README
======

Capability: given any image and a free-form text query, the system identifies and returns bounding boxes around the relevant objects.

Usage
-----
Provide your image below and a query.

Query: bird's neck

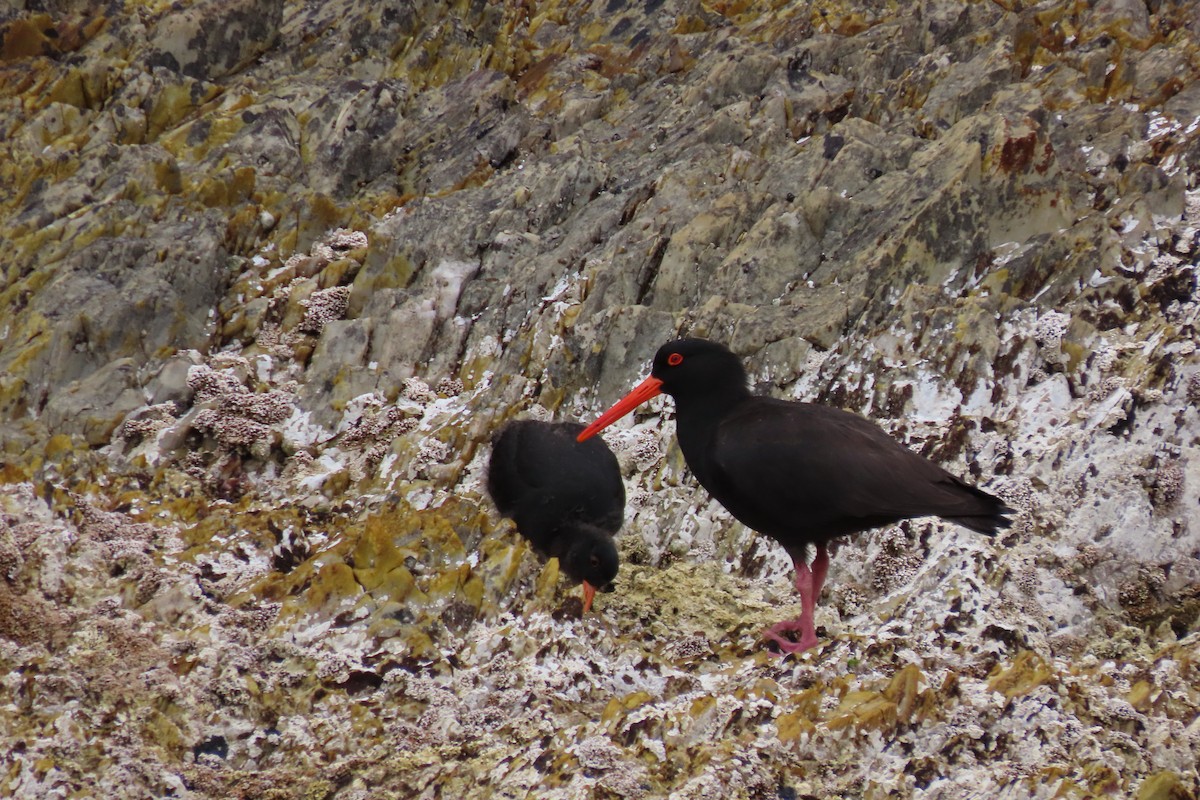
[672,382,750,483]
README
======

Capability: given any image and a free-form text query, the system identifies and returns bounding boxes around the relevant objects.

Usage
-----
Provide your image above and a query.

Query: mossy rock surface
[2,0,1200,797]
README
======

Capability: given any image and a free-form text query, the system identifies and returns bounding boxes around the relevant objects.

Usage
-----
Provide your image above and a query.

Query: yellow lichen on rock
[987,650,1056,700]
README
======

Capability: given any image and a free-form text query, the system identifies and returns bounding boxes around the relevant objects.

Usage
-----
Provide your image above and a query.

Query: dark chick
[579,338,1012,653]
[488,420,625,611]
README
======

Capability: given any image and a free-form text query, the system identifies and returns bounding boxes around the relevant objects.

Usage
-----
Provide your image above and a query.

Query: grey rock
[145,351,204,408]
[1,213,229,424]
[43,358,144,447]
[1085,0,1153,45]
[2,0,1200,795]
[146,0,283,82]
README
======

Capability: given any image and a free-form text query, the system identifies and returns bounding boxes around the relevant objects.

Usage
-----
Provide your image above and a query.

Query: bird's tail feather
[945,504,1015,536]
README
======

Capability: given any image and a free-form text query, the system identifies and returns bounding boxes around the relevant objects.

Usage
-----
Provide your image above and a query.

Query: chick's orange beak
[576,376,664,442]
[582,581,597,613]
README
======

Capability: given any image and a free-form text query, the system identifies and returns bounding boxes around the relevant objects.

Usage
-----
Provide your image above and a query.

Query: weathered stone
[1136,771,1196,800]
[1084,0,1154,49]
[1,0,1200,797]
[42,358,144,447]
[146,0,283,82]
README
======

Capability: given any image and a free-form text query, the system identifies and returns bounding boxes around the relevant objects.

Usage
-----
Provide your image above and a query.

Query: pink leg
[763,544,829,655]
[810,543,829,599]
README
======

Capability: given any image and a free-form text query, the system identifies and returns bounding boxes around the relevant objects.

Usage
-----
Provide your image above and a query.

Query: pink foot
[763,618,819,654]
[762,544,831,656]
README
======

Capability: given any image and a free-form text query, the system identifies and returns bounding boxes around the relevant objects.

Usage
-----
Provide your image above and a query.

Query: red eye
[667,353,683,366]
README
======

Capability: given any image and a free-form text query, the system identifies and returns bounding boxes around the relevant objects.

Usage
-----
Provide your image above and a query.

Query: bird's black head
[650,338,749,399]
[575,338,751,444]
[560,525,619,592]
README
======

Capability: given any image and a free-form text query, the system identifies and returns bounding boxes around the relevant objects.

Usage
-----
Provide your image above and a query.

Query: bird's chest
[678,420,835,534]
[674,415,720,487]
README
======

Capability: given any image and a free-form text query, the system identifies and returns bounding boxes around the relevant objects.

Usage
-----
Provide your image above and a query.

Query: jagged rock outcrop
[1,1,1199,798]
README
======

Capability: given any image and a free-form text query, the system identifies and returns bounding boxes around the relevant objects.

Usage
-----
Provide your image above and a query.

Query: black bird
[488,420,625,611]
[578,338,1012,652]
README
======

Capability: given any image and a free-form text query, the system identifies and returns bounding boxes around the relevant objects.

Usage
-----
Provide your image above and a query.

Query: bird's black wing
[486,421,541,519]
[705,399,1003,543]
[487,421,625,542]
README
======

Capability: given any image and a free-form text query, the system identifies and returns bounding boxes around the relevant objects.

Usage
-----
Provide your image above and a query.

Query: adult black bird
[577,338,1013,653]
[488,419,624,611]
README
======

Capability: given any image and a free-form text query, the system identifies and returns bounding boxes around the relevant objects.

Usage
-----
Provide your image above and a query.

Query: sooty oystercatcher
[488,419,624,611]
[577,338,1013,652]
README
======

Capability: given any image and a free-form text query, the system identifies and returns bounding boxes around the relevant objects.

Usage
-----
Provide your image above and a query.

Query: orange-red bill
[582,581,597,612]
[576,376,665,442]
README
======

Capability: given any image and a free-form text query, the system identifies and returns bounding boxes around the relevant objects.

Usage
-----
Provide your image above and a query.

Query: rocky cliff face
[2,0,1199,797]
